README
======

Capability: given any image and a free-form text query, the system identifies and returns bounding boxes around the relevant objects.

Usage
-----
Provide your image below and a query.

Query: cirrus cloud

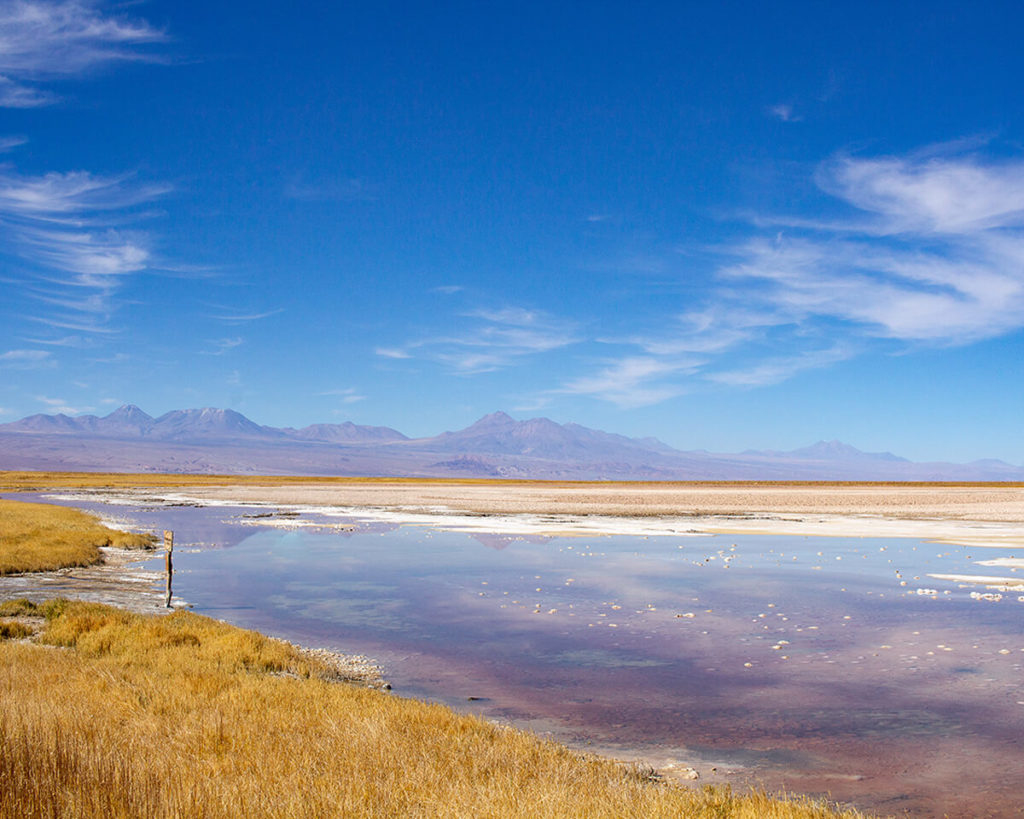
[0,0,165,108]
[560,142,1024,407]
[0,168,170,334]
[379,306,579,375]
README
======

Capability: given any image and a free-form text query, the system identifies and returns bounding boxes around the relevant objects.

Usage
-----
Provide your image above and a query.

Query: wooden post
[164,530,174,608]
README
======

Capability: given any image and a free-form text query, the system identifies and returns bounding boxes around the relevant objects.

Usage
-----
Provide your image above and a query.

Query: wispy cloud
[0,0,165,108]
[35,394,90,414]
[374,347,412,360]
[767,103,801,123]
[0,348,53,368]
[562,142,1024,406]
[381,306,579,374]
[206,307,284,324]
[22,333,91,347]
[0,135,27,152]
[557,356,693,408]
[720,147,1024,345]
[0,168,169,334]
[707,345,854,387]
[202,337,243,356]
[318,387,365,404]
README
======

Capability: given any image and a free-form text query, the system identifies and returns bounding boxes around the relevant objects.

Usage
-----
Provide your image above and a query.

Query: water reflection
[15,492,1024,818]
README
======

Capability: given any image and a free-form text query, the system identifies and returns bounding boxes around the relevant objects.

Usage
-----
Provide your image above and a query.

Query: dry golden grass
[1,468,1018,490]
[0,600,867,819]
[0,618,31,639]
[0,498,154,575]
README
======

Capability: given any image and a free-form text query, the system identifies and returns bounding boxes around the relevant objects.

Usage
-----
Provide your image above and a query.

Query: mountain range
[1,405,1021,481]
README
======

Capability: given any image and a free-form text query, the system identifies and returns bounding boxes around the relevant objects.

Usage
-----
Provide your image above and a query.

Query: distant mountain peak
[103,404,154,422]
[148,407,282,442]
[468,411,515,427]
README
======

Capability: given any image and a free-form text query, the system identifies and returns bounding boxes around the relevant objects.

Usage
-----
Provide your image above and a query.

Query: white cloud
[374,347,412,359]
[35,394,90,414]
[0,169,168,333]
[0,72,54,106]
[563,143,1024,407]
[818,152,1024,235]
[0,169,167,215]
[0,0,165,107]
[708,346,854,388]
[0,134,27,151]
[202,337,243,356]
[557,356,693,408]
[23,333,91,347]
[0,348,53,368]
[318,387,365,404]
[511,396,552,413]
[206,308,284,324]
[384,306,578,374]
[767,103,801,122]
[717,148,1024,346]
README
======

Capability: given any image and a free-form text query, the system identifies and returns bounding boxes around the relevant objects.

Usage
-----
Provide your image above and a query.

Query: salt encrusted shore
[103,481,1024,548]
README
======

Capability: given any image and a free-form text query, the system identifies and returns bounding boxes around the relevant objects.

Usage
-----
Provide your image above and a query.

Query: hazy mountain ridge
[1,405,1021,480]
[0,405,406,446]
[744,440,909,462]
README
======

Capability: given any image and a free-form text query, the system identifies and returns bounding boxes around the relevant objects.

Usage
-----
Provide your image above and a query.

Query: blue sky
[2,0,1024,463]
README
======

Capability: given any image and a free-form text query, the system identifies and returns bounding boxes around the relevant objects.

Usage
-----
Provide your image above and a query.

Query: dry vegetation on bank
[2,468,1018,492]
[0,600,865,819]
[0,498,154,575]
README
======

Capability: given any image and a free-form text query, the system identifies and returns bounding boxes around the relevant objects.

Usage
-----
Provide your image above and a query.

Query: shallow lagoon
[24,493,1024,817]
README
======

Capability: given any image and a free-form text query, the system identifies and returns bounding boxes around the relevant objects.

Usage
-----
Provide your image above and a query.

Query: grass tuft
[0,498,155,575]
[0,598,40,617]
[0,619,32,640]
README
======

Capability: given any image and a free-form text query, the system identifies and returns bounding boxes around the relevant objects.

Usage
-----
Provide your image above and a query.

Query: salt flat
[155,481,1024,548]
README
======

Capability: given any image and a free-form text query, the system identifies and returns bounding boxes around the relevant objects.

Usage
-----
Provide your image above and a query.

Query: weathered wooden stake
[164,529,174,608]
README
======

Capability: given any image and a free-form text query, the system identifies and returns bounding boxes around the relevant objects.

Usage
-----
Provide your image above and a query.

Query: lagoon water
[24,493,1024,817]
